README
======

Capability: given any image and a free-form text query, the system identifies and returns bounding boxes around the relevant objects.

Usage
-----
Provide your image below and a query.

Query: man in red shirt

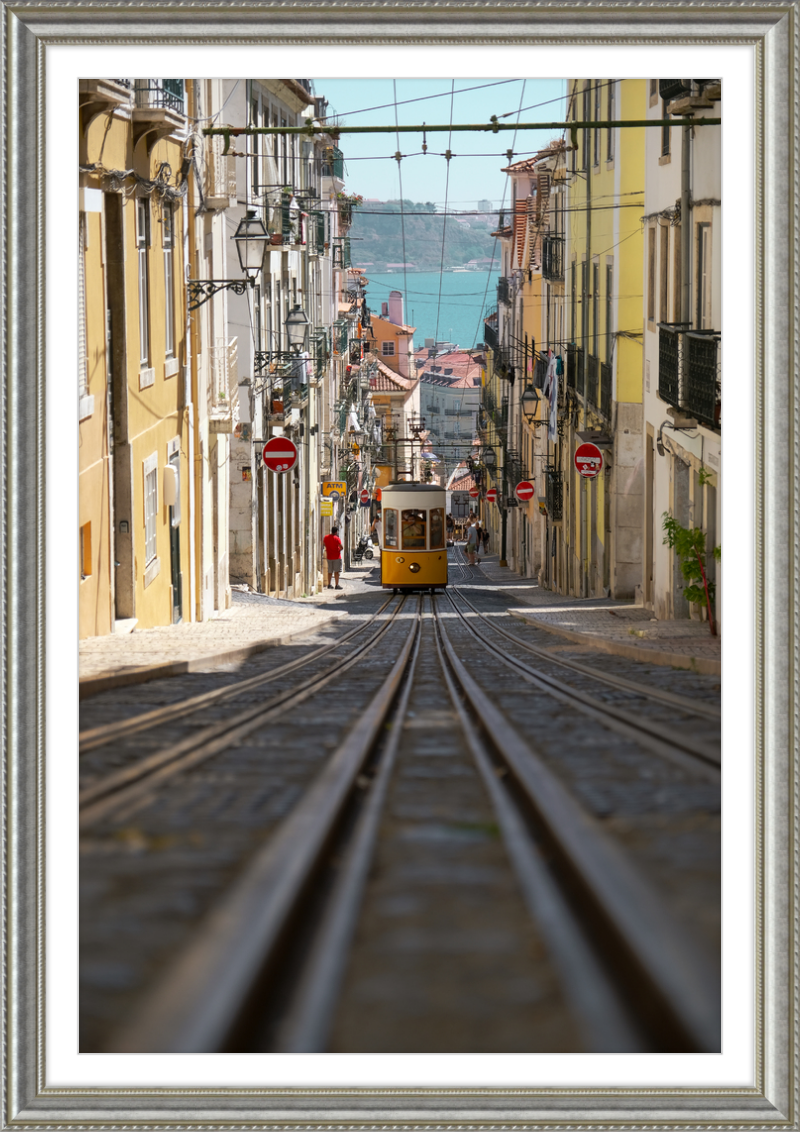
[322,525,344,590]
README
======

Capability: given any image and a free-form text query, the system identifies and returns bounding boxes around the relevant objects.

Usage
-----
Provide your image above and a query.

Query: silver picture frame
[5,1,794,1125]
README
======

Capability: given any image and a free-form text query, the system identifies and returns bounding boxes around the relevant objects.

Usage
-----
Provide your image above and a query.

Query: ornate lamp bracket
[188,278,254,312]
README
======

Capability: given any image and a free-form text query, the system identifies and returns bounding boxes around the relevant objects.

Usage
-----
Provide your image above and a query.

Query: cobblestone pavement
[464,552,721,673]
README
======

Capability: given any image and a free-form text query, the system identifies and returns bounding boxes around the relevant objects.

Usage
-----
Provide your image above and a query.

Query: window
[697,223,712,328]
[673,227,682,321]
[280,116,287,184]
[143,452,158,565]
[605,262,613,364]
[650,79,658,98]
[251,100,260,198]
[661,99,670,157]
[592,262,599,356]
[606,81,615,161]
[582,82,591,171]
[593,81,601,166]
[137,197,150,366]
[647,226,656,322]
[384,508,398,548]
[382,340,396,357]
[163,202,175,358]
[659,224,669,322]
[80,522,92,580]
[401,509,426,550]
[571,261,577,341]
[430,508,445,549]
[78,213,88,399]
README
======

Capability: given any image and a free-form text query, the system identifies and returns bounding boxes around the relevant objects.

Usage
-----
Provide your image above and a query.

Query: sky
[310,78,568,209]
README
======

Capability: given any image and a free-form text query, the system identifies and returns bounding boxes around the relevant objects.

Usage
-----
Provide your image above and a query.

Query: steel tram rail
[447,549,719,777]
[80,593,398,753]
[79,595,409,828]
[105,596,718,1055]
[451,547,720,722]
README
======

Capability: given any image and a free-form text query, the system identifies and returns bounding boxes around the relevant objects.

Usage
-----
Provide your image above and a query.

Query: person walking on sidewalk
[465,520,479,566]
[323,526,344,590]
[481,526,490,556]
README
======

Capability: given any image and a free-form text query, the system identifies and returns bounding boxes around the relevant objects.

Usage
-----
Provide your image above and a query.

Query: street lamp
[232,209,270,278]
[520,384,540,423]
[482,446,497,468]
[187,208,269,311]
[285,304,311,352]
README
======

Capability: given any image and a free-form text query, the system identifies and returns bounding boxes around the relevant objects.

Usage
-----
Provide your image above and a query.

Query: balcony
[332,237,351,269]
[576,347,585,398]
[684,332,721,427]
[132,80,185,151]
[208,337,238,432]
[533,357,548,389]
[542,235,564,282]
[586,354,600,409]
[497,276,510,305]
[205,135,237,211]
[658,323,720,428]
[484,313,498,351]
[545,465,563,522]
[600,361,612,420]
[566,343,576,391]
[321,146,344,181]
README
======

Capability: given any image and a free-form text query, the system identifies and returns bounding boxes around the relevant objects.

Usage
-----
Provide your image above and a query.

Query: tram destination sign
[574,442,604,478]
[263,436,298,473]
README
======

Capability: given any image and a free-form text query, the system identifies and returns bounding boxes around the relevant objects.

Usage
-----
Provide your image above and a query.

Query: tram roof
[382,481,444,493]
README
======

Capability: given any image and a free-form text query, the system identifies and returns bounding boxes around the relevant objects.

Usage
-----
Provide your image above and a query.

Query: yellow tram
[379,482,449,592]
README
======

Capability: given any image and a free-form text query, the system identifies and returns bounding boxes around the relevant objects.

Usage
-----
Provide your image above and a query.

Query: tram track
[102,594,719,1055]
[79,593,407,828]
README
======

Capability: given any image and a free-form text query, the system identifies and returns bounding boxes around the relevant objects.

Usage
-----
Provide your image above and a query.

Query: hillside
[347,199,500,273]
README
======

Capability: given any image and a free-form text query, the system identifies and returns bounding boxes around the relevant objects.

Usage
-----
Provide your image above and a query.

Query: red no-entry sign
[360,489,370,505]
[262,436,298,473]
[469,487,480,499]
[515,480,535,501]
[486,488,498,503]
[574,442,603,478]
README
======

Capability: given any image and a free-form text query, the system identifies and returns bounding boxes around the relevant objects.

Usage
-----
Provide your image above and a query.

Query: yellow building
[79,79,191,635]
[563,79,645,598]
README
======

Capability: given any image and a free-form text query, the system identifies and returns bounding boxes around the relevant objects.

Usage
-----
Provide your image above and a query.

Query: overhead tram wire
[434,82,456,349]
[392,81,410,332]
[319,79,522,119]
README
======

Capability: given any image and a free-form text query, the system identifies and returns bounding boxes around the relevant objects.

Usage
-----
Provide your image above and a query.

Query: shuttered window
[143,452,158,565]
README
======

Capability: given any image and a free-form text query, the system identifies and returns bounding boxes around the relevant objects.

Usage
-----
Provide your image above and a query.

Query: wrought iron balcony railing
[586,354,600,409]
[566,343,576,390]
[684,331,721,427]
[497,276,510,305]
[545,465,563,522]
[484,314,499,351]
[600,361,612,420]
[134,80,184,113]
[542,235,564,282]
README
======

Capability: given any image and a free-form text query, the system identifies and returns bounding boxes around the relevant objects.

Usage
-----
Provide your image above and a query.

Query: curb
[509,611,722,677]
[79,611,343,700]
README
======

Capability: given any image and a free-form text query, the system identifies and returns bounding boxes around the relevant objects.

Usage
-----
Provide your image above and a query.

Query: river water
[365,270,500,352]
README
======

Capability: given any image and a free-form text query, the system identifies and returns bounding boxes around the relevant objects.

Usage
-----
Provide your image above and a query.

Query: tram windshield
[401,509,426,550]
[384,508,398,548]
[430,508,445,549]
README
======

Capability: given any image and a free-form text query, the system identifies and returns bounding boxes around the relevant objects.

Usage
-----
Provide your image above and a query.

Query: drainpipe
[681,122,692,324]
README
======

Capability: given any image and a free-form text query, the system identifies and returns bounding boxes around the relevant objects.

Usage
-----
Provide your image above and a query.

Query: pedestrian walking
[465,520,479,566]
[475,521,483,557]
[482,526,490,556]
[323,525,344,590]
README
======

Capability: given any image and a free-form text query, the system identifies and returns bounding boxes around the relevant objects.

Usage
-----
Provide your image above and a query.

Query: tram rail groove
[105,600,424,1053]
[80,594,397,753]
[79,595,409,828]
[432,596,720,1053]
[451,547,720,720]
[443,584,720,779]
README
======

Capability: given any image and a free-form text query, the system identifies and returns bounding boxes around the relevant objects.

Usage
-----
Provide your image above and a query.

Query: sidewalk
[79,559,386,696]
[467,553,721,676]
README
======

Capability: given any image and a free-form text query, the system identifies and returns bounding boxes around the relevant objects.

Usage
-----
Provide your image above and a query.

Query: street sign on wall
[574,442,604,478]
[360,489,370,506]
[486,488,498,503]
[263,436,298,473]
[469,487,480,499]
[320,500,334,516]
[515,480,535,501]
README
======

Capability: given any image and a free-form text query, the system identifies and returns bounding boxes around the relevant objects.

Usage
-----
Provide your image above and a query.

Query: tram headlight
[408,562,421,573]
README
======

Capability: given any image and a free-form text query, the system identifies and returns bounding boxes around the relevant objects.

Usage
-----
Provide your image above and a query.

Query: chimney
[388,290,404,326]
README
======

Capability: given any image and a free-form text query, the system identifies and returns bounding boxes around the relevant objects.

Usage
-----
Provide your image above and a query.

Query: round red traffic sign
[360,489,370,505]
[469,487,480,499]
[486,488,498,503]
[515,480,535,501]
[574,442,603,478]
[262,436,298,473]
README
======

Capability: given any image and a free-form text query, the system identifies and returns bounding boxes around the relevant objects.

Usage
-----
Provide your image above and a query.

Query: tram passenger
[323,525,344,590]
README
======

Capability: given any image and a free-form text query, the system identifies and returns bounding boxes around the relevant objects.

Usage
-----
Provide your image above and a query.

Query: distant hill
[347,199,501,273]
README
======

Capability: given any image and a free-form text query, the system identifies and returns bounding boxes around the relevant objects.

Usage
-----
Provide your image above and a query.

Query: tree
[662,513,721,636]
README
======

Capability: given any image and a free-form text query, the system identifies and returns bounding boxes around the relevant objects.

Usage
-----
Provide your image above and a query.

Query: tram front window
[384,508,398,548]
[401,509,426,550]
[430,507,444,549]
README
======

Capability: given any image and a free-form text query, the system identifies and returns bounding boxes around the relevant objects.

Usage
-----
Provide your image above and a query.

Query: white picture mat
[52,42,752,1089]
